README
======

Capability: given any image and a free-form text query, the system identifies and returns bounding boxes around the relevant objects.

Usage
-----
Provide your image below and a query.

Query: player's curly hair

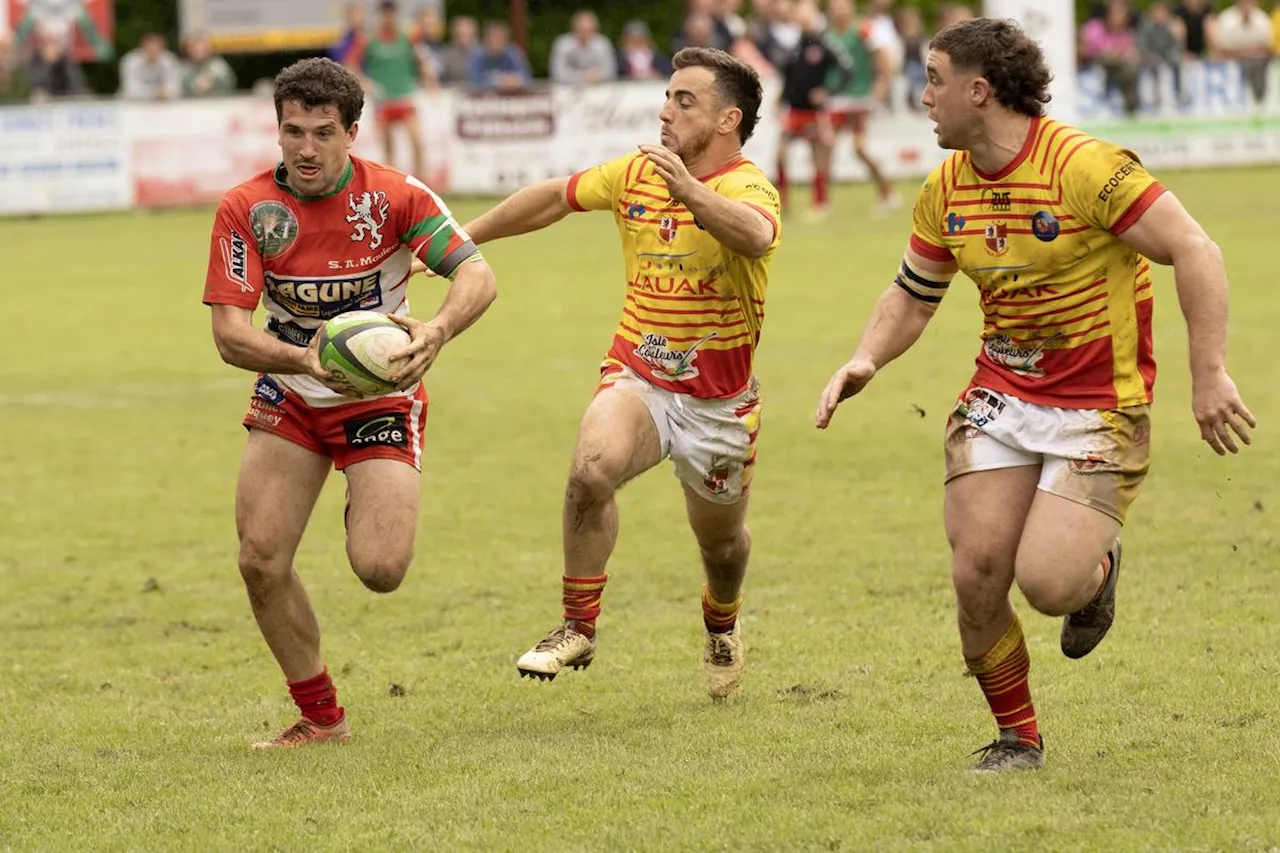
[273,58,365,129]
[929,18,1052,118]
[672,47,763,144]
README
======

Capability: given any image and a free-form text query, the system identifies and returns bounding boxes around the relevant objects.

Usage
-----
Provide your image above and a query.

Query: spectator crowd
[1,0,1277,114]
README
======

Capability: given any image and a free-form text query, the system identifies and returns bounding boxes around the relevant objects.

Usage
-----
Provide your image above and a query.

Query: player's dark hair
[273,57,365,129]
[929,18,1052,118]
[672,47,763,144]
[379,0,397,12]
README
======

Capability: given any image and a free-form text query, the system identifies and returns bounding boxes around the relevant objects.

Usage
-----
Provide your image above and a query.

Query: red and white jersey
[204,156,480,406]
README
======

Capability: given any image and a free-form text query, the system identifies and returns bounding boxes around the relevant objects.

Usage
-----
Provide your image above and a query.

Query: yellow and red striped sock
[702,585,741,634]
[966,615,1040,748]
[562,573,608,638]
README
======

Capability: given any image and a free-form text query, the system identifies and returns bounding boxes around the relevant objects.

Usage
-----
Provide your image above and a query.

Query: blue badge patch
[628,202,647,219]
[254,375,286,406]
[1031,211,1060,242]
[946,212,967,234]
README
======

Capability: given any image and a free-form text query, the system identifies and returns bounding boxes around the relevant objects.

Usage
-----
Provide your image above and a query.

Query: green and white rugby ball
[316,311,411,397]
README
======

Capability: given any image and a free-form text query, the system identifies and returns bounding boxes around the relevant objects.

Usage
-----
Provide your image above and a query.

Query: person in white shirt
[1211,0,1274,103]
[119,31,182,100]
[550,9,618,85]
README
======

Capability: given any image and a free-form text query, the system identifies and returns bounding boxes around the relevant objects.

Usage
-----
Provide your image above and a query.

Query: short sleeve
[203,194,262,308]
[399,174,483,280]
[717,168,782,251]
[909,167,954,262]
[565,153,635,213]
[1064,141,1166,236]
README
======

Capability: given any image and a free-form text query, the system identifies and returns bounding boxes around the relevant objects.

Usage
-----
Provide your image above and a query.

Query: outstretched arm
[815,245,957,428]
[1118,192,1255,454]
[463,177,574,245]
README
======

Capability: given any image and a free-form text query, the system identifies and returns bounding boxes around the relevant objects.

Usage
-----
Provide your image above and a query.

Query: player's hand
[303,333,366,397]
[1191,368,1256,455]
[815,358,878,429]
[638,143,697,203]
[386,314,447,390]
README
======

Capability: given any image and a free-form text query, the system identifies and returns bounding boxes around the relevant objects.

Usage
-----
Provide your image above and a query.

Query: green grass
[2,167,1278,852]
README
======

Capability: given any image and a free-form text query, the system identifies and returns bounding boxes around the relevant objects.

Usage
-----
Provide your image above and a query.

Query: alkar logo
[220,230,252,293]
[635,331,716,382]
[659,216,678,244]
[343,412,409,448]
[984,222,1009,256]
[982,189,1012,212]
[346,190,390,250]
[265,271,383,319]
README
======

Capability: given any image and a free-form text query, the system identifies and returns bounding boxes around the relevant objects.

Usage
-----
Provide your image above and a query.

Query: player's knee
[352,554,411,594]
[237,539,291,598]
[565,458,617,511]
[950,548,1011,605]
[698,524,750,569]
[1015,569,1077,617]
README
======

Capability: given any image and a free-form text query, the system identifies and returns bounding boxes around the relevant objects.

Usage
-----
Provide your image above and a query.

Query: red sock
[813,170,829,207]
[702,585,742,633]
[562,573,608,638]
[966,616,1039,748]
[288,667,344,727]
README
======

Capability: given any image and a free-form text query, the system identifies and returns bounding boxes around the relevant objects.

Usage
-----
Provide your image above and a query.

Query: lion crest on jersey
[347,190,390,251]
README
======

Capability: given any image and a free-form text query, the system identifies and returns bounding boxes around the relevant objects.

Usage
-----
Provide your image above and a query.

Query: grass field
[2,166,1278,852]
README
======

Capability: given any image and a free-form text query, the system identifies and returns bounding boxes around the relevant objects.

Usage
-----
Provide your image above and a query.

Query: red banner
[8,0,115,62]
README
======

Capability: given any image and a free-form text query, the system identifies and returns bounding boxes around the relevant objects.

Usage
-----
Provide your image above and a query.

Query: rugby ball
[316,311,412,397]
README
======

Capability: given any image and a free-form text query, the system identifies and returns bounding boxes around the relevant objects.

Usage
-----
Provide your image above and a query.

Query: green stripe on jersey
[402,213,448,243]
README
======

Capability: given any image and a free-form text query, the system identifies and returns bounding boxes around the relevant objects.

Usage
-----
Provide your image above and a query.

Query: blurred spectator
[1138,2,1186,106]
[0,32,30,103]
[119,32,182,101]
[440,16,478,84]
[27,29,85,101]
[675,12,721,52]
[468,20,531,92]
[1211,0,1274,104]
[717,0,749,41]
[1174,0,1215,58]
[329,2,368,65]
[749,0,800,73]
[182,33,236,98]
[674,0,735,52]
[937,3,976,29]
[412,5,447,79]
[617,20,672,80]
[550,9,617,85]
[897,6,928,111]
[864,0,903,107]
[1081,0,1140,115]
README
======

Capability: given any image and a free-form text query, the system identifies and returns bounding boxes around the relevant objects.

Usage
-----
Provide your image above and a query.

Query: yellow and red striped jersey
[204,156,479,405]
[566,152,782,399]
[904,117,1165,409]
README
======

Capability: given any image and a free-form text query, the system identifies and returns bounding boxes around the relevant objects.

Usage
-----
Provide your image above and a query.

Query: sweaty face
[921,50,973,151]
[658,67,723,162]
[278,100,357,197]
